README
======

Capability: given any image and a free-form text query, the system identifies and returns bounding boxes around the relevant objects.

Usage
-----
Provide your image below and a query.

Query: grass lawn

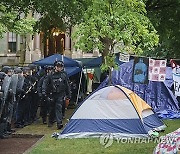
[16,109,180,154]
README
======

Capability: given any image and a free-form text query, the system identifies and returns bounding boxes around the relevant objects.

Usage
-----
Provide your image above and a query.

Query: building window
[8,32,17,53]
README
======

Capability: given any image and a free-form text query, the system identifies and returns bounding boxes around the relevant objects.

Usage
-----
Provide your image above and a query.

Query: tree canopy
[0,0,179,59]
[1,0,89,36]
[73,0,159,58]
[0,4,35,37]
[145,0,180,58]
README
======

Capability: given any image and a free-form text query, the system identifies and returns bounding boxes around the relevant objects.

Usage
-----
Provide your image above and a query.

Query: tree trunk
[100,37,113,63]
[100,37,113,86]
[108,67,112,86]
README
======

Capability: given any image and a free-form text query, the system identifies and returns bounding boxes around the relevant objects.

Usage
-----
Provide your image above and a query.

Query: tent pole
[75,69,83,105]
[62,54,64,62]
[62,54,65,71]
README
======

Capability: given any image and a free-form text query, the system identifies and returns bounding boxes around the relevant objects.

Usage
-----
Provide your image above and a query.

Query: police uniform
[42,61,71,129]
[0,67,13,138]
[15,67,32,127]
[0,72,7,138]
[37,65,53,124]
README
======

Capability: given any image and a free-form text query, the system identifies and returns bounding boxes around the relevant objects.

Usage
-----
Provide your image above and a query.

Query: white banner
[173,73,180,96]
[119,53,130,62]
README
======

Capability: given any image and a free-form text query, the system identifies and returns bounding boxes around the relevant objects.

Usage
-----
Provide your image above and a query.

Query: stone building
[0,30,73,66]
[0,29,100,66]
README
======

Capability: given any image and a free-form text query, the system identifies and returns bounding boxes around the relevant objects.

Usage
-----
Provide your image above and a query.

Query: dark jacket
[37,75,46,97]
[42,71,71,99]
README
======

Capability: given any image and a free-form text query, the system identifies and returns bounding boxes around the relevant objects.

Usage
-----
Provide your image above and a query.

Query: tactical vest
[51,73,66,93]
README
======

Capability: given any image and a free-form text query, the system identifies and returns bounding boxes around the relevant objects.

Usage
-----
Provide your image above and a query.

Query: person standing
[0,67,13,138]
[15,67,32,128]
[37,65,53,124]
[42,61,71,129]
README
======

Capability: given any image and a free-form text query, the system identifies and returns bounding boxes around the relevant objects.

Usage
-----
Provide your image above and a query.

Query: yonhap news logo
[99,133,180,149]
[100,133,114,148]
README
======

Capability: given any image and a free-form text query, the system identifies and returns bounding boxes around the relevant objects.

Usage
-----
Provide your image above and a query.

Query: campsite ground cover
[15,108,180,154]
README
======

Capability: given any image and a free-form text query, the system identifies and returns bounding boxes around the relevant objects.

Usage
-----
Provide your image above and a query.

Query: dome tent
[58,85,166,139]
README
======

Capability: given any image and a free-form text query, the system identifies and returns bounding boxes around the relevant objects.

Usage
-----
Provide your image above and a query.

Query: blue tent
[33,54,82,77]
[34,54,80,67]
[100,60,180,119]
[64,67,82,77]
[58,85,165,139]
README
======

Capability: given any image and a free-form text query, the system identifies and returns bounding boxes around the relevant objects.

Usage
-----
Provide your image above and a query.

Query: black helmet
[54,61,64,67]
[22,67,31,74]
[44,65,54,72]
[28,64,38,71]
[14,67,23,74]
[47,65,54,70]
[1,66,13,74]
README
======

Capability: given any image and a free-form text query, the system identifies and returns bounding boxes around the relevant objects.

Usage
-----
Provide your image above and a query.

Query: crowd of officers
[0,61,71,139]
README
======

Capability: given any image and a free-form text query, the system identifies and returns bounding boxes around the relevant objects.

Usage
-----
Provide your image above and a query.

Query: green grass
[16,110,180,154]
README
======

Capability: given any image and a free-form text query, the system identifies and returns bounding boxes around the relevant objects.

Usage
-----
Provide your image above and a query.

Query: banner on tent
[148,59,166,82]
[132,57,149,84]
[119,53,130,62]
[171,60,180,96]
[173,73,180,96]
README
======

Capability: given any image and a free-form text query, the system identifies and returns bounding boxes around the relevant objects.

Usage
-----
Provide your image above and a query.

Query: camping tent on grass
[59,85,166,139]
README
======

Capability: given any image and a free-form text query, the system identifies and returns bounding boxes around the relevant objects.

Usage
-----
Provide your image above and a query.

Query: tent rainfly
[33,54,82,77]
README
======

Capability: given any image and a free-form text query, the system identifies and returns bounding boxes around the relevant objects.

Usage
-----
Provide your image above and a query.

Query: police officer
[37,65,53,124]
[13,67,23,120]
[0,71,8,139]
[15,67,32,128]
[28,64,39,123]
[42,61,71,129]
[0,67,13,138]
[0,72,6,91]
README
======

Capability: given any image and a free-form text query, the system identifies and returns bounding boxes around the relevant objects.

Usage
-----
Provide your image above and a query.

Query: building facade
[0,30,74,66]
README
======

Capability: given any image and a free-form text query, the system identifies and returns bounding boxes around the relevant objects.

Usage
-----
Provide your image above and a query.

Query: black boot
[48,122,53,127]
[57,123,63,130]
[42,117,47,124]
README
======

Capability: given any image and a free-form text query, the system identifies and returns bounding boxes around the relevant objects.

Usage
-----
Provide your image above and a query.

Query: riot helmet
[1,66,13,74]
[44,65,54,72]
[28,63,38,73]
[54,61,64,67]
[14,67,23,74]
[22,67,31,75]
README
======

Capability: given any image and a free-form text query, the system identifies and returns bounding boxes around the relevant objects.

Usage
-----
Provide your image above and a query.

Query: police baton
[21,81,37,99]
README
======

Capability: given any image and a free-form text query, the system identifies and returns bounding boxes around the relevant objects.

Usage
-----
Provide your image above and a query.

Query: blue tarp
[64,67,82,77]
[100,60,180,119]
[75,53,128,68]
[33,54,80,67]
[33,54,82,77]
[74,57,102,68]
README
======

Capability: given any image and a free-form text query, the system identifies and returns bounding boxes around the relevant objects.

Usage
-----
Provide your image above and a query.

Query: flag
[119,53,130,62]
[132,57,149,84]
[148,59,166,82]
[87,72,94,93]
